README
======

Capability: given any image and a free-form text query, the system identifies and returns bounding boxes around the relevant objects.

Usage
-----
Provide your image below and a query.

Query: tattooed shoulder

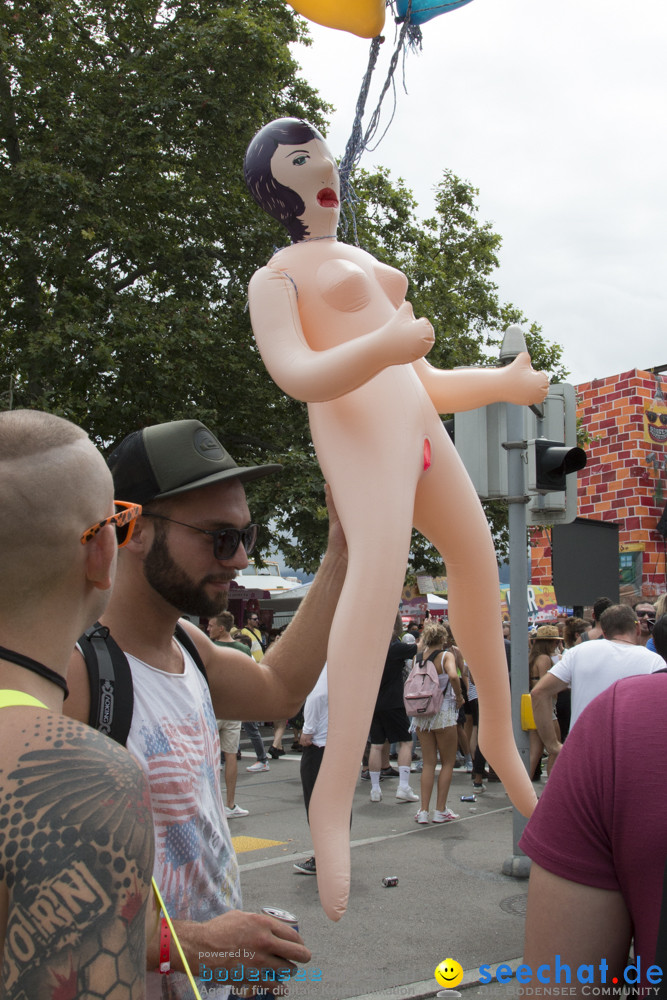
[0,712,154,999]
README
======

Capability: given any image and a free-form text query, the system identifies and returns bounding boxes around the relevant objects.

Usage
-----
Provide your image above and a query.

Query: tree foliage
[1,2,566,574]
[0,0,324,432]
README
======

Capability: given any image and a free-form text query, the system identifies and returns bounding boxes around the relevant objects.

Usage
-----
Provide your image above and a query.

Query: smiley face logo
[435,958,464,989]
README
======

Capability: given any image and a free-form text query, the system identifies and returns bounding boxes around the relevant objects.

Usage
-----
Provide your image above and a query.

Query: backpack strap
[426,648,446,673]
[174,623,208,684]
[415,650,441,666]
[79,622,210,748]
[78,623,134,746]
[426,648,450,694]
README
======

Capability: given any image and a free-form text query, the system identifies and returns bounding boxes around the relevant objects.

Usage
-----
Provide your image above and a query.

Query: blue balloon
[395,0,474,26]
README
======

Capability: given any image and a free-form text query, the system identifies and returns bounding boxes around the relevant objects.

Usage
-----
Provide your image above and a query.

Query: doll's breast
[316,259,373,313]
[374,261,409,307]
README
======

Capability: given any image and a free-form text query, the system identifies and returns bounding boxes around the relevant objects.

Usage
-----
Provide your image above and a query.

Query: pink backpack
[403,650,446,717]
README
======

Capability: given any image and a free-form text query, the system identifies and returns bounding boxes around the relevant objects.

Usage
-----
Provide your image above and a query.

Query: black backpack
[78,622,208,746]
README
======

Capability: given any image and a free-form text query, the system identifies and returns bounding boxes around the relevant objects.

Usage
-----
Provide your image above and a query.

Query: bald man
[0,410,154,998]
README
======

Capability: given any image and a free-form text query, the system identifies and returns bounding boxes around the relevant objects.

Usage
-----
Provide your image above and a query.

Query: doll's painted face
[269,138,340,237]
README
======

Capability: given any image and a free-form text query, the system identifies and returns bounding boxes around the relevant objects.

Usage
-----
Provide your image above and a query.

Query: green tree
[0,0,324,443]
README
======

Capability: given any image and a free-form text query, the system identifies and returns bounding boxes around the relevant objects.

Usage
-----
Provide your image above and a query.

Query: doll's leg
[413,437,537,818]
[307,472,416,920]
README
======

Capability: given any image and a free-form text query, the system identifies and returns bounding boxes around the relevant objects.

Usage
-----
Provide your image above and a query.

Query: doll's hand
[383,302,435,365]
[502,352,550,405]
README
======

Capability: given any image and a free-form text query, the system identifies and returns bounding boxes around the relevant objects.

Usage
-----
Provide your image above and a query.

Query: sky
[291,0,666,387]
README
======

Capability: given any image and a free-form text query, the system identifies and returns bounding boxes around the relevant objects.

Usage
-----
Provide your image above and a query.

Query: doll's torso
[269,239,409,351]
[266,238,443,461]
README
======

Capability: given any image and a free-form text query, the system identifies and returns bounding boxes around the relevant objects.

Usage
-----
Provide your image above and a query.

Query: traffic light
[528,438,587,493]
[527,384,587,525]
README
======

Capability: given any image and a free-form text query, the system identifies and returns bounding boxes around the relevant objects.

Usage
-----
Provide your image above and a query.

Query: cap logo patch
[193,427,226,462]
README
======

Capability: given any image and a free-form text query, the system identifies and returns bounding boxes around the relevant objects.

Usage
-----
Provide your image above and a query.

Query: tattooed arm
[0,711,155,1000]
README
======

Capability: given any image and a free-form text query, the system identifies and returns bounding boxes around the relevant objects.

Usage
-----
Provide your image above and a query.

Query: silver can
[382,876,399,887]
[261,906,299,933]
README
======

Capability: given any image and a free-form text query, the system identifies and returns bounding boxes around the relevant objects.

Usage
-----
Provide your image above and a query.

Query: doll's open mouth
[317,188,339,208]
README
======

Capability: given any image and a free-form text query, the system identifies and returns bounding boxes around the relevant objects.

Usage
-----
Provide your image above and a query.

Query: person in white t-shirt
[530,604,664,772]
[293,664,329,877]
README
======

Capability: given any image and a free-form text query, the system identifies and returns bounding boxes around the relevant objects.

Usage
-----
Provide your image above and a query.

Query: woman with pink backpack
[408,619,465,824]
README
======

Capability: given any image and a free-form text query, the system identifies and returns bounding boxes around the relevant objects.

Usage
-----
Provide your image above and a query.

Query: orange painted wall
[530,368,667,602]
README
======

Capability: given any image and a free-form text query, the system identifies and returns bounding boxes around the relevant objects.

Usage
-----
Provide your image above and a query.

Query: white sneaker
[415,809,430,824]
[433,808,459,823]
[396,785,419,802]
[370,787,382,802]
[225,804,249,818]
[246,761,269,772]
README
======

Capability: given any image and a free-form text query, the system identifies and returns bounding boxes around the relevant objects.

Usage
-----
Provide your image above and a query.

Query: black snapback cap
[109,419,281,504]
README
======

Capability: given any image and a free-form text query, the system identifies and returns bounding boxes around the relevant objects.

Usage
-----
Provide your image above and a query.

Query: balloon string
[338,2,422,242]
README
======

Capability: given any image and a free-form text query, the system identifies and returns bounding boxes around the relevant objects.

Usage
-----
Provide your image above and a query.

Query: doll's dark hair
[244,118,327,243]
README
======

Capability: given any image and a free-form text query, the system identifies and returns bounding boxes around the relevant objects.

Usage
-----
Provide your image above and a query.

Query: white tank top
[125,642,241,999]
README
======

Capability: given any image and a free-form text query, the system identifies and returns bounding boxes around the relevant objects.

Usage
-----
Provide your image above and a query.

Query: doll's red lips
[317,188,339,207]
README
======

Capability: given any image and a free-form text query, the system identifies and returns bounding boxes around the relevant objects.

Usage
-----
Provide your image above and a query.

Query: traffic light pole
[500,328,533,876]
[452,326,585,876]
[503,405,532,875]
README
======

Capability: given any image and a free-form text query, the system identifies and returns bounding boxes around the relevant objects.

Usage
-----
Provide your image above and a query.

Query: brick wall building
[530,367,667,603]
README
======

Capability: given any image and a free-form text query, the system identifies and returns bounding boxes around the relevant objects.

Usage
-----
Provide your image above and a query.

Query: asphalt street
[219,730,537,1000]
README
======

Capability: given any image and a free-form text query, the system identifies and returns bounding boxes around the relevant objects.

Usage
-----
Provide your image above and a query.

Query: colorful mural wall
[530,367,667,602]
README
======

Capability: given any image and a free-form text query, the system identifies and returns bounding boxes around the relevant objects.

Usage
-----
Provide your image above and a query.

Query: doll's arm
[248,265,434,403]
[413,351,549,414]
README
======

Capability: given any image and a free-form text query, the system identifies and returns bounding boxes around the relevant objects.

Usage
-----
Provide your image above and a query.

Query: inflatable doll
[244,118,549,920]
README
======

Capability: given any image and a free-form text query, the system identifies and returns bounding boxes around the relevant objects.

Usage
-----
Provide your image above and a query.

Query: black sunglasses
[142,511,258,561]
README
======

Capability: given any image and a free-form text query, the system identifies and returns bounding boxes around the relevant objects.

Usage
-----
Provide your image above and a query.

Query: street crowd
[2,408,667,998]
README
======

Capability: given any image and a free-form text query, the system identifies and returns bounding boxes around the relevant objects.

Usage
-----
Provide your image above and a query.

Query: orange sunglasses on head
[80,500,142,548]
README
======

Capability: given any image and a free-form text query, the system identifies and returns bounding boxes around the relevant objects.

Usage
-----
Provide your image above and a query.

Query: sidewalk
[228,740,536,1000]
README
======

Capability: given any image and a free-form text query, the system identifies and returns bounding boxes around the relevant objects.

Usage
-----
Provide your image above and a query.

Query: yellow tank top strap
[0,689,48,710]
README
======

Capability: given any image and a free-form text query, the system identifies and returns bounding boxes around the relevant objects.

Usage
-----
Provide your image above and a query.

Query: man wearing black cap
[65,419,347,999]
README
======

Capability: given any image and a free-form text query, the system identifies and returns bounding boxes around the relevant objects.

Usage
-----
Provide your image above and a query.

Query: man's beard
[143,526,230,618]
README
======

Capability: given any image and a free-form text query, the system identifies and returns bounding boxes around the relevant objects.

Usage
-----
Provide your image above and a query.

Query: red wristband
[159,916,171,974]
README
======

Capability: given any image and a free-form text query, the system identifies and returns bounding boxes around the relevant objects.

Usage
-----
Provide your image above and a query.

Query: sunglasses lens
[113,501,140,548]
[116,522,130,546]
[244,524,258,557]
[213,525,258,560]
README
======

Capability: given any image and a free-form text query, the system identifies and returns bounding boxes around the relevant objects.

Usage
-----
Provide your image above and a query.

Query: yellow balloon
[435,959,464,989]
[288,0,385,38]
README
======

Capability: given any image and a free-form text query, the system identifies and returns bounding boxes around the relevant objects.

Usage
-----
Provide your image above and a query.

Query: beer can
[261,906,299,932]
[460,795,476,802]
[382,876,399,887]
